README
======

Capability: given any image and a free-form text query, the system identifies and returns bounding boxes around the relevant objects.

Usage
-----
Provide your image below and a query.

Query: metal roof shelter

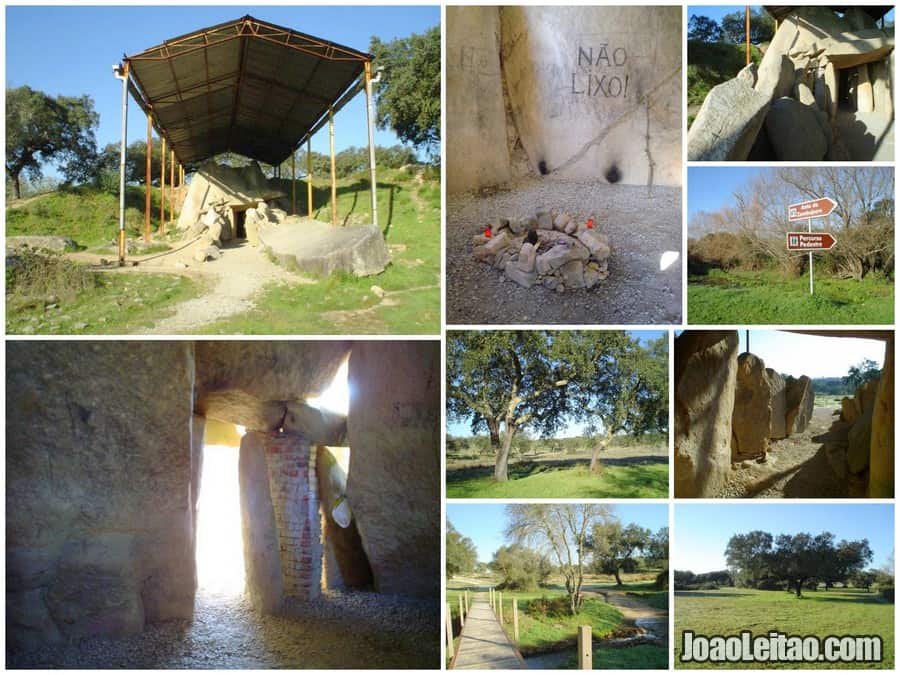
[763,6,894,24]
[112,15,380,263]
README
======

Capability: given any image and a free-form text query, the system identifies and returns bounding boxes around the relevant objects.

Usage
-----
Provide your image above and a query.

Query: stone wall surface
[6,342,196,651]
[346,342,440,596]
[447,5,682,194]
[674,331,739,497]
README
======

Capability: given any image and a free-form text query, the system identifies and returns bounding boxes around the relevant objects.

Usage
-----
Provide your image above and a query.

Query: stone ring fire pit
[472,210,611,291]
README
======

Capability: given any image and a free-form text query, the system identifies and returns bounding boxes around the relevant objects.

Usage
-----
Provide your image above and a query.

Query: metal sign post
[787,197,838,296]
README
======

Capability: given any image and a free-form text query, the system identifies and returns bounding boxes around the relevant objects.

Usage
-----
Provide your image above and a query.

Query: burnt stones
[471,210,612,291]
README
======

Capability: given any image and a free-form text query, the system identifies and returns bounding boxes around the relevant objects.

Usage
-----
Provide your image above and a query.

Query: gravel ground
[8,589,439,669]
[446,178,683,325]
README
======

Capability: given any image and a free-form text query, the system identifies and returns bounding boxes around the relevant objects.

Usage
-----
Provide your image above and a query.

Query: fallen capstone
[687,78,772,161]
[260,219,391,277]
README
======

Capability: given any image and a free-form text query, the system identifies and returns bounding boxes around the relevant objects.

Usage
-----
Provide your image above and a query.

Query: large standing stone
[6,342,196,651]
[868,339,894,497]
[239,431,284,613]
[754,15,800,99]
[687,79,771,161]
[847,406,874,474]
[856,63,875,113]
[674,331,739,497]
[870,59,893,116]
[785,375,815,434]
[765,97,829,161]
[346,342,439,596]
[731,354,784,460]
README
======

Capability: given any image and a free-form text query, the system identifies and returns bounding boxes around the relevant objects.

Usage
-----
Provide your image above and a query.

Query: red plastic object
[586,218,594,229]
[484,226,492,238]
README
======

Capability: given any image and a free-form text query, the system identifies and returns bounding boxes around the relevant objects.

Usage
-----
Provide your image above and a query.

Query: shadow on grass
[674,591,748,598]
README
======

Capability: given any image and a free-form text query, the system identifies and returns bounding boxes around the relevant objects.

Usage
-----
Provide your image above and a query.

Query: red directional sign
[788,197,837,221]
[786,232,837,251]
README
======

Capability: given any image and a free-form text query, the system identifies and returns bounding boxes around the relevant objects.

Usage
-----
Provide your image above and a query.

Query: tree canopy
[687,15,723,42]
[725,530,873,596]
[591,520,653,585]
[506,503,614,615]
[447,330,668,481]
[720,9,775,44]
[844,358,881,390]
[446,521,478,578]
[369,26,440,159]
[6,85,99,199]
[491,543,552,590]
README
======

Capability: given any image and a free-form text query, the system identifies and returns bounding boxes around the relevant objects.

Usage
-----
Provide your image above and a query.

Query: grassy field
[688,269,894,324]
[6,168,440,335]
[446,460,668,499]
[675,587,894,669]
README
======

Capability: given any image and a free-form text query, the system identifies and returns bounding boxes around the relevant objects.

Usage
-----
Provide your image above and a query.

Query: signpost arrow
[787,195,837,295]
[785,232,837,251]
[788,197,837,221]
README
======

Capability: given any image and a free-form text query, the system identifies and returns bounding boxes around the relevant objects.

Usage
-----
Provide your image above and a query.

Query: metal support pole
[307,138,313,217]
[144,111,152,243]
[329,106,337,226]
[291,151,296,215]
[115,63,129,266]
[745,6,751,65]
[160,137,166,234]
[808,216,814,295]
[169,149,175,225]
[364,60,378,227]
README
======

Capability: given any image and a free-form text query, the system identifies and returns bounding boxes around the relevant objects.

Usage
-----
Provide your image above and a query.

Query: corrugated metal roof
[763,5,894,23]
[124,15,370,167]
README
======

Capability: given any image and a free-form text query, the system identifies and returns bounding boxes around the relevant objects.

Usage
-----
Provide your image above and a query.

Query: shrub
[6,251,98,308]
[526,595,571,618]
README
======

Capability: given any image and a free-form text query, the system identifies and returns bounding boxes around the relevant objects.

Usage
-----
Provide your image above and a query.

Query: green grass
[197,169,440,334]
[495,591,624,654]
[687,40,763,120]
[688,269,894,324]
[446,462,668,499]
[565,643,669,669]
[675,587,894,669]
[7,185,168,248]
[7,271,201,335]
[625,590,669,610]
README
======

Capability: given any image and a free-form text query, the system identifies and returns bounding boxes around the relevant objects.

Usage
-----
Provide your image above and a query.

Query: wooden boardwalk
[452,593,526,670]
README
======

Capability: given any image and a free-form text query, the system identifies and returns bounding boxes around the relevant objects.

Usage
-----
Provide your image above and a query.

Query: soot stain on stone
[525,229,539,246]
[605,164,622,183]
[538,160,548,175]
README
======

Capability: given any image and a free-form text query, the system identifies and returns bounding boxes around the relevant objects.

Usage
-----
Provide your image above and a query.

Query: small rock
[536,211,554,230]
[174,261,189,269]
[516,243,537,273]
[370,285,386,299]
[504,261,537,288]
[73,321,88,330]
[553,213,571,231]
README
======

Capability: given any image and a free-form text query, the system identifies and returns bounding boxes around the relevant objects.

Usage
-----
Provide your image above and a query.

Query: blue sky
[6,5,439,173]
[448,503,669,564]
[687,166,768,222]
[675,503,894,573]
[447,330,667,438]
[676,330,886,379]
[688,5,894,25]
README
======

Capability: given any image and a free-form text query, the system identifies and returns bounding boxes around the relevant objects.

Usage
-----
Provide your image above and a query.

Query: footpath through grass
[675,587,894,669]
[198,168,440,334]
[446,462,668,499]
[688,269,893,324]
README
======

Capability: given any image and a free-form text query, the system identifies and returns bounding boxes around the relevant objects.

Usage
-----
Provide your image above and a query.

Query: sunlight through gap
[196,445,245,596]
[306,358,350,416]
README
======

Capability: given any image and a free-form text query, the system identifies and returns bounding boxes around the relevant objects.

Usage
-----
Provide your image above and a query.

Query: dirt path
[447,444,667,474]
[446,179,682,324]
[714,406,848,498]
[584,588,668,643]
[67,239,314,334]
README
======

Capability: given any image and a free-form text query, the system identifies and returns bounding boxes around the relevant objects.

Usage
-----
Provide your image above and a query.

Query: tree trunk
[590,433,611,474]
[494,425,516,481]
[487,418,501,448]
[13,173,21,200]
[614,568,623,586]
[795,578,805,597]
